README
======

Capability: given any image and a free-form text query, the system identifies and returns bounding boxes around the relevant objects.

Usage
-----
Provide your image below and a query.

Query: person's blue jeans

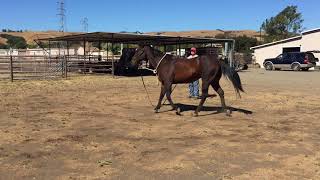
[189,80,199,97]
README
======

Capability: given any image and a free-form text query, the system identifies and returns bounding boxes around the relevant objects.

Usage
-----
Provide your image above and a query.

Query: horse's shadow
[163,103,253,116]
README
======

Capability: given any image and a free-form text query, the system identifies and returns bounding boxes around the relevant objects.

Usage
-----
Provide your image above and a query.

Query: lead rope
[140,74,178,107]
[139,53,178,107]
[140,75,155,107]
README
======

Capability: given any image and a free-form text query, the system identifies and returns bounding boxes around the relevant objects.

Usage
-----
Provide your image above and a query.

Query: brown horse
[131,45,244,116]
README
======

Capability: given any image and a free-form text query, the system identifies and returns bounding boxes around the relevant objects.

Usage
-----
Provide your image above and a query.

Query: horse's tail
[220,59,244,97]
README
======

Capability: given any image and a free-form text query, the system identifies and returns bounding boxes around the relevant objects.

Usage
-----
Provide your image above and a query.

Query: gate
[0,55,117,81]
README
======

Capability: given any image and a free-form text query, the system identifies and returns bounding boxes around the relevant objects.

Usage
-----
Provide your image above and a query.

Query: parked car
[263,52,319,71]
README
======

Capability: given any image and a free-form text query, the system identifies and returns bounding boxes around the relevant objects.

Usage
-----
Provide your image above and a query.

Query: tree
[215,34,258,53]
[261,5,304,43]
[101,43,121,55]
[0,43,8,49]
[27,43,38,49]
[0,34,28,49]
[234,35,258,53]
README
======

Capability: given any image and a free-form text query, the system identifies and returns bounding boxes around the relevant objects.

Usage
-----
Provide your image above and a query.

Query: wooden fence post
[66,41,69,79]
[64,55,67,79]
[10,55,13,82]
[112,43,114,78]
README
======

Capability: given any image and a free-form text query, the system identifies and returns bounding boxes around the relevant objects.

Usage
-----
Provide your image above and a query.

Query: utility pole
[81,17,89,33]
[57,0,66,34]
[57,0,67,76]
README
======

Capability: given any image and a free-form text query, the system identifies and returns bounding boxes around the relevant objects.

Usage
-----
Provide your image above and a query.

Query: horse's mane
[150,46,165,57]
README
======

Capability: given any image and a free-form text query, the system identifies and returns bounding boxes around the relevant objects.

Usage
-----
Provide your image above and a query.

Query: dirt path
[0,69,319,179]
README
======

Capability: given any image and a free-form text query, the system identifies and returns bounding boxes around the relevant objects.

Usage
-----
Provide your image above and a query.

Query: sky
[0,0,319,33]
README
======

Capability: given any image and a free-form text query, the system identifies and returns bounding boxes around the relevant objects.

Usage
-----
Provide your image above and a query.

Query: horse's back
[172,57,202,83]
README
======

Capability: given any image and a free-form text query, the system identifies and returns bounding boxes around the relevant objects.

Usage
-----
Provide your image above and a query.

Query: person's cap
[191,47,196,52]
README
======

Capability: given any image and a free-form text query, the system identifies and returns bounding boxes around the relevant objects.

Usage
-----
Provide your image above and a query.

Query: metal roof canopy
[38,32,234,45]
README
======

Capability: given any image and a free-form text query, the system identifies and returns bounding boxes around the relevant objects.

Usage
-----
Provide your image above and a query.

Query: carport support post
[120,43,123,55]
[230,40,235,68]
[225,41,234,68]
[175,44,178,56]
[178,37,181,57]
[224,42,228,63]
[106,43,109,61]
[111,33,115,78]
[48,41,51,62]
[98,40,101,58]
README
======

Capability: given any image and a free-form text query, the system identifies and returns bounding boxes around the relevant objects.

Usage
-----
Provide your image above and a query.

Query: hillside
[147,30,262,39]
[0,30,262,46]
[0,31,80,45]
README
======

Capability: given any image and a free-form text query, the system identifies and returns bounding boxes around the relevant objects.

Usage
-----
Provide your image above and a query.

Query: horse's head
[131,45,148,68]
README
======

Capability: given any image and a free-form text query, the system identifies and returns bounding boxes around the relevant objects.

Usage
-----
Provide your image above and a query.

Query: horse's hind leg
[154,85,166,113]
[165,83,181,115]
[211,82,231,116]
[194,81,210,116]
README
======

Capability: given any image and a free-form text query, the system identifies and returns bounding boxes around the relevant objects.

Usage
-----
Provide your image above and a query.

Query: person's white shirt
[187,54,199,59]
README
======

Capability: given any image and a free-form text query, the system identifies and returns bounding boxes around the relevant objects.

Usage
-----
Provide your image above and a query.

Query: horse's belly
[173,71,200,84]
[172,61,201,84]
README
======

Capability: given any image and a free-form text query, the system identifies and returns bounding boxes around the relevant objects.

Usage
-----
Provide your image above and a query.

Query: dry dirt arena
[0,69,320,180]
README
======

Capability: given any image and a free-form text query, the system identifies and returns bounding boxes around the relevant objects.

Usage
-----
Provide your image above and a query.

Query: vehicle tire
[292,64,301,71]
[265,63,273,71]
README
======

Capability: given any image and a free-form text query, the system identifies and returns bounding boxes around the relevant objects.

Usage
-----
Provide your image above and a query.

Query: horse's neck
[145,48,164,67]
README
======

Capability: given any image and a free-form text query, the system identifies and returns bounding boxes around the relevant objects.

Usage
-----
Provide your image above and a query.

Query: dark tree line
[2,29,24,33]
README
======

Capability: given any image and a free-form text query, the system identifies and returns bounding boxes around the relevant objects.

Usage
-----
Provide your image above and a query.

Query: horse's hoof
[226,109,232,117]
[176,107,181,115]
[154,109,159,113]
[193,112,198,117]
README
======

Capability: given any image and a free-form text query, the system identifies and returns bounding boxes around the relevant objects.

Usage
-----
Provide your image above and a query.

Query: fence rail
[0,55,119,81]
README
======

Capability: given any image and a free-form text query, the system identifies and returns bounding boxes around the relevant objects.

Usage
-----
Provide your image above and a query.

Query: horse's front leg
[154,85,166,113]
[165,83,181,115]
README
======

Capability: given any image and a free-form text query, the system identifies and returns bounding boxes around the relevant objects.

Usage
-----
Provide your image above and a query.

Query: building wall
[254,40,302,67]
[301,32,320,59]
[253,30,320,67]
[0,49,8,56]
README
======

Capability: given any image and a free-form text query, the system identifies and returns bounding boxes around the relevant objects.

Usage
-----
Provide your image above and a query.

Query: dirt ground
[0,69,319,180]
